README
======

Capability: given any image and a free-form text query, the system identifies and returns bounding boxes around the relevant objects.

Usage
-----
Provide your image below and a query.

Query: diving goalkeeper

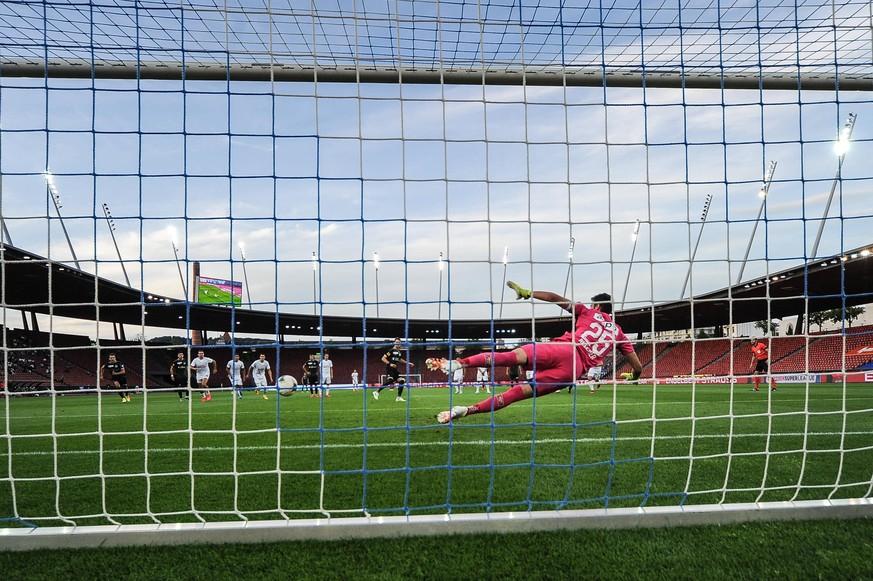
[428,281,643,424]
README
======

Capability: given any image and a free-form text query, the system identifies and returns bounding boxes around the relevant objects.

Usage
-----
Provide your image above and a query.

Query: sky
[0,1,871,341]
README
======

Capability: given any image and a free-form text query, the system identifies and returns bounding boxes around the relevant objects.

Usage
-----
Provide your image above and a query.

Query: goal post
[1,0,872,550]
[3,498,872,552]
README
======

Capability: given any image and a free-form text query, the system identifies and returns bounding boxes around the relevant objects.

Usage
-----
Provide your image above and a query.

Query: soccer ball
[277,375,298,396]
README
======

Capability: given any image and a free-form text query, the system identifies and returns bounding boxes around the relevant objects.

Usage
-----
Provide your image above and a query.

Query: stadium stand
[4,322,872,396]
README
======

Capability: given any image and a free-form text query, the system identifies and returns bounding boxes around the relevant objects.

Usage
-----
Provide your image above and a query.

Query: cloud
[2,74,870,339]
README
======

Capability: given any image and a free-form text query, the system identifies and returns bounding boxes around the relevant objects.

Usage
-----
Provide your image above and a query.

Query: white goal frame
[1,0,872,550]
[2,499,871,551]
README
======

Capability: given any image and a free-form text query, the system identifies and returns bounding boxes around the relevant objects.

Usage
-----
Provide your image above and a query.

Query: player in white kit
[351,369,360,391]
[475,366,491,394]
[226,354,245,400]
[190,350,216,402]
[451,366,464,394]
[569,365,603,394]
[247,353,273,400]
[586,365,603,393]
[320,353,334,397]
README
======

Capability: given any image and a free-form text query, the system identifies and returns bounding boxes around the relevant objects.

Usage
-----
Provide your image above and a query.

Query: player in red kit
[428,281,643,424]
[749,337,777,392]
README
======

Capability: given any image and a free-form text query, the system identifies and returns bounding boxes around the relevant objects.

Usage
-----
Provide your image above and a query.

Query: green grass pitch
[2,382,872,528]
[197,284,240,305]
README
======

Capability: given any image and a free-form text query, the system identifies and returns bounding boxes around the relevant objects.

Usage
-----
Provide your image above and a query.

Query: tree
[808,310,828,332]
[828,305,866,328]
[845,305,866,327]
[754,319,779,336]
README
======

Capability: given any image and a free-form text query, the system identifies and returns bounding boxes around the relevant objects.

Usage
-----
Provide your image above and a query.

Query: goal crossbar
[2,59,870,92]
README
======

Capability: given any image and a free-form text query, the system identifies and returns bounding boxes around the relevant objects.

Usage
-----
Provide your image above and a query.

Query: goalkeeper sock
[460,351,518,369]
[468,384,527,415]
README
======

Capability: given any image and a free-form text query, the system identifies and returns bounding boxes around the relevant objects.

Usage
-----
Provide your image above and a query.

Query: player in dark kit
[101,353,130,403]
[373,338,414,402]
[303,355,321,397]
[169,351,190,401]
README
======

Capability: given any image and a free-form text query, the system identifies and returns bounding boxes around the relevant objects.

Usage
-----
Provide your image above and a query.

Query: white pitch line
[3,430,873,458]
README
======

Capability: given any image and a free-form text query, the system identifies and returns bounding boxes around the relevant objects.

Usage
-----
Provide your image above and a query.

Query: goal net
[1,1,872,548]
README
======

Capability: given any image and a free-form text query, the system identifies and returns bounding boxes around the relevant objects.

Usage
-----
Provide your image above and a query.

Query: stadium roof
[3,243,872,341]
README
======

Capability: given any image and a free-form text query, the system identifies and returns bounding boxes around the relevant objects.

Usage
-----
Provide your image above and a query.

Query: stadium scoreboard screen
[196,276,243,306]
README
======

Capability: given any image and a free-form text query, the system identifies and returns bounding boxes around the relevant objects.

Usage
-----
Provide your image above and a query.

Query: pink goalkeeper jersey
[553,303,634,366]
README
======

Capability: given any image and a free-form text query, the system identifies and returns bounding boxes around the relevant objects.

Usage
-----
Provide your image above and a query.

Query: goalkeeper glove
[506,280,531,300]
